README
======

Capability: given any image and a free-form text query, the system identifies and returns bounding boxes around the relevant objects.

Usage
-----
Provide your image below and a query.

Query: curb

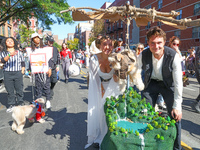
[181,141,193,150]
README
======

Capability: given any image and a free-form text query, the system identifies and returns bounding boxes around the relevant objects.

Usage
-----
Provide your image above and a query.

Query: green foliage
[160,136,164,140]
[157,125,161,129]
[16,24,34,48]
[67,38,79,50]
[129,87,133,91]
[115,131,118,135]
[149,126,154,131]
[147,124,151,128]
[171,120,176,124]
[146,129,150,132]
[121,128,126,133]
[135,113,138,117]
[53,42,62,51]
[154,122,158,127]
[148,117,152,120]
[138,116,143,119]
[170,123,175,127]
[164,126,168,130]
[89,19,106,45]
[135,130,139,136]
[156,134,160,139]
[0,0,73,29]
[143,115,147,119]
[131,109,135,114]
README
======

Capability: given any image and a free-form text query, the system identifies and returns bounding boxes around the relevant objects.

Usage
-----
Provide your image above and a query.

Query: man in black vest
[138,27,183,150]
[45,35,60,109]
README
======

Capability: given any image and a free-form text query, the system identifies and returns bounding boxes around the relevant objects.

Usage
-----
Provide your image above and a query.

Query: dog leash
[31,73,35,102]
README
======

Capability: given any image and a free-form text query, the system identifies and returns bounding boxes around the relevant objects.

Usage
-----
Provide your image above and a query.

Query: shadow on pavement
[44,108,88,150]
[181,119,200,138]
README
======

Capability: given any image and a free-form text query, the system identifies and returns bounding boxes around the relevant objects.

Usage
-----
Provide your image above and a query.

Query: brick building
[104,0,200,51]
[140,0,200,51]
[75,21,94,50]
[102,0,140,47]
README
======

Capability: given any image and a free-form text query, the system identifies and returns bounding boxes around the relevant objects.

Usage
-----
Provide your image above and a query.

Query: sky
[47,0,115,40]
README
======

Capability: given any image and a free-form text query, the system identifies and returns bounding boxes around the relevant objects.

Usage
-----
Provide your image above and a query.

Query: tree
[16,24,34,48]
[67,38,79,50]
[53,42,62,52]
[0,0,73,30]
[89,19,106,45]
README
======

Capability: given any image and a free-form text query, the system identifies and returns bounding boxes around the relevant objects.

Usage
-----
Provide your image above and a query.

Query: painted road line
[0,87,5,93]
[183,87,196,91]
[83,76,87,78]
[81,70,87,74]
[181,141,193,150]
[0,105,5,111]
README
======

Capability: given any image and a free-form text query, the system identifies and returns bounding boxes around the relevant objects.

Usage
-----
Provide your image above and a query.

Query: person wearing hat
[26,32,54,109]
[45,34,60,107]
[113,38,124,53]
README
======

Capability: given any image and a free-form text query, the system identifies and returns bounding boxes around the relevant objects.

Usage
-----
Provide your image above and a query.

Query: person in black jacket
[138,27,183,150]
[192,46,200,113]
[45,34,60,108]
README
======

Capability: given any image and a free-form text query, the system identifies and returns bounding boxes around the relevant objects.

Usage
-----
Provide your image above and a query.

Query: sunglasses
[138,48,144,50]
[173,43,179,46]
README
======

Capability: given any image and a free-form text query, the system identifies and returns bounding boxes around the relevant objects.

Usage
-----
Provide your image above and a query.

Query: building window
[146,5,151,9]
[117,22,119,28]
[121,32,123,39]
[116,33,119,40]
[176,10,182,20]
[8,27,11,37]
[121,21,123,27]
[174,30,181,39]
[158,0,162,9]
[194,3,200,15]
[145,22,151,29]
[107,26,110,32]
[192,27,200,39]
[157,22,161,27]
[2,26,5,36]
[112,24,114,31]
[145,37,148,45]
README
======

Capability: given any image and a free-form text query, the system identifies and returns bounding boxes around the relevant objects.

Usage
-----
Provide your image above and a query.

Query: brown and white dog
[9,98,46,134]
[108,50,144,92]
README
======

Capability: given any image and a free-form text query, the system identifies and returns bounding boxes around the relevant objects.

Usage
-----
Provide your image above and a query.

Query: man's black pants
[4,71,24,105]
[142,79,181,150]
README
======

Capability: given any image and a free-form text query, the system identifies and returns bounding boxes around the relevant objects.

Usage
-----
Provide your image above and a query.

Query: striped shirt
[0,50,25,71]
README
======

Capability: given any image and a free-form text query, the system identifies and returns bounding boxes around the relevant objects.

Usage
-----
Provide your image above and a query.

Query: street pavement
[0,67,199,150]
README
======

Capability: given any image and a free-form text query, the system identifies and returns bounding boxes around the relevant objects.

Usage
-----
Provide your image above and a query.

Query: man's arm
[172,53,183,121]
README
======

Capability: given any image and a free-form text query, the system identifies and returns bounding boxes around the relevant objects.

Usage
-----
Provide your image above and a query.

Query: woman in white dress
[85,36,121,149]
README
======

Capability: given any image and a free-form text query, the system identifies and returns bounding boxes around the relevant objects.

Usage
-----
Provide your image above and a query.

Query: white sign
[26,47,53,73]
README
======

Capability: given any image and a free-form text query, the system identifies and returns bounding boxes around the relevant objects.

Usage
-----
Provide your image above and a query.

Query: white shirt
[90,40,102,54]
[138,53,183,111]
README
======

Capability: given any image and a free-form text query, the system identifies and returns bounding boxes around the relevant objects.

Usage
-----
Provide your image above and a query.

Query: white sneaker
[6,105,14,113]
[46,100,51,109]
[158,102,167,109]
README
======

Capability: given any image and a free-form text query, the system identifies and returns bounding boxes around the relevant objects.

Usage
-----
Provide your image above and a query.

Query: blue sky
[47,0,115,40]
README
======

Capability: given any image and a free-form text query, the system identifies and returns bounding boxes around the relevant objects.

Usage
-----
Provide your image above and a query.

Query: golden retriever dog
[10,98,46,134]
